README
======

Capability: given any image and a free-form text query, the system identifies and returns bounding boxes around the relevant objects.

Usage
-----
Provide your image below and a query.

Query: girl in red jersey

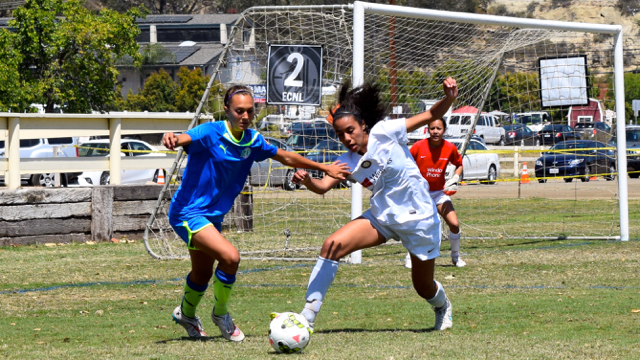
[407,118,466,268]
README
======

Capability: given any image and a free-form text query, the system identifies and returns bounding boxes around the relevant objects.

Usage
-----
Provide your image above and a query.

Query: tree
[606,72,640,121]
[2,0,144,113]
[0,29,30,112]
[175,67,224,113]
[124,69,177,112]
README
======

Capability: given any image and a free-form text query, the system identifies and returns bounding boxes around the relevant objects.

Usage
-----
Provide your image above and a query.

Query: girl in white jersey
[292,78,458,331]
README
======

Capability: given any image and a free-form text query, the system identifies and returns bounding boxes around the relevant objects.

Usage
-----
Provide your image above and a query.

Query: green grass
[1,238,640,359]
[218,196,639,254]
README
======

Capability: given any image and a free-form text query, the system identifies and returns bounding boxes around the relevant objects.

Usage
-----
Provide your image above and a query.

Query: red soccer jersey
[410,139,463,191]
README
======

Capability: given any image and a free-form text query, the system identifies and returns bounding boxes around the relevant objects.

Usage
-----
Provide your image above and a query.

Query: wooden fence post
[91,187,114,241]
[234,185,253,232]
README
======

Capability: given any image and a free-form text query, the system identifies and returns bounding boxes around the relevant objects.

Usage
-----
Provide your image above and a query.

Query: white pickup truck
[445,112,506,145]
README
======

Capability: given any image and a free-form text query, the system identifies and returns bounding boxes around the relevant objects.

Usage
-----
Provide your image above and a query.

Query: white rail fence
[0,112,212,189]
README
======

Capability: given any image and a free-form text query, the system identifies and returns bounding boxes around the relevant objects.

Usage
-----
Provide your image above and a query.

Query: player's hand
[324,161,351,180]
[443,77,458,101]
[444,174,459,191]
[292,169,310,185]
[162,132,179,150]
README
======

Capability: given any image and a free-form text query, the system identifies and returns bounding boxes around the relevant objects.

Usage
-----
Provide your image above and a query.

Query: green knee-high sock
[181,273,208,318]
[213,267,236,316]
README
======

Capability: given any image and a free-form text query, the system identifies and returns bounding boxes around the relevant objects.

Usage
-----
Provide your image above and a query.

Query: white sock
[301,257,339,323]
[449,231,461,259]
[426,280,446,308]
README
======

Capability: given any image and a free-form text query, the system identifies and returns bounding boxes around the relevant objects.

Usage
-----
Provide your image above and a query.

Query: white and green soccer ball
[268,312,311,354]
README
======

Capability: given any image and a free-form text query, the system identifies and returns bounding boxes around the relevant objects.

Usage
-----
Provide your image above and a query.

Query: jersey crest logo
[361,160,372,169]
[219,144,228,154]
[241,148,251,159]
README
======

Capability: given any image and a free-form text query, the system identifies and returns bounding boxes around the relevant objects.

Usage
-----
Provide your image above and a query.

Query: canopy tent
[452,105,482,114]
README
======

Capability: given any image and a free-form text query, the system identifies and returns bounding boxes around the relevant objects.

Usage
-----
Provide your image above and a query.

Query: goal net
[145,3,632,261]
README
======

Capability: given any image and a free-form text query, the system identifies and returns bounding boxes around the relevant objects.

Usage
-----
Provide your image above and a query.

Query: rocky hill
[493,0,640,70]
[495,0,639,43]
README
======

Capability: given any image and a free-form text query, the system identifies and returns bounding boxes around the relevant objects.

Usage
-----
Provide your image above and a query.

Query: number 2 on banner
[284,53,304,87]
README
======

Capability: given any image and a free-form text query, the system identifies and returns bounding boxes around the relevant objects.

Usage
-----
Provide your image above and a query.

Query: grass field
[2,236,640,359]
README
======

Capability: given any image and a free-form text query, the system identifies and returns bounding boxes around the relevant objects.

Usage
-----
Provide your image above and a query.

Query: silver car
[247,137,298,191]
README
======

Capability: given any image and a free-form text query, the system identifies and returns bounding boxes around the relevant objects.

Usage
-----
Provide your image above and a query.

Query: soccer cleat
[433,297,453,331]
[211,307,245,342]
[172,306,207,338]
[452,257,466,268]
[404,253,412,269]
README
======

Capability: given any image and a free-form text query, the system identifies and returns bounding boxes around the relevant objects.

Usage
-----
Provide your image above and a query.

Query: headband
[332,107,361,120]
[225,89,252,104]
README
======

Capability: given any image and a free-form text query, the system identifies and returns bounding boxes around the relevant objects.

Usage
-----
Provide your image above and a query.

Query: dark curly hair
[330,80,386,132]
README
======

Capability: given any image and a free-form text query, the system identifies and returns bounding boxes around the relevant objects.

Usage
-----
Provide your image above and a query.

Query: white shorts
[429,190,451,206]
[361,209,441,261]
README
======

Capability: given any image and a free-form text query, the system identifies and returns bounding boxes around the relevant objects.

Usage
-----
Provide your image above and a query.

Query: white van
[514,111,550,133]
[445,113,506,145]
[407,100,453,141]
[0,137,81,186]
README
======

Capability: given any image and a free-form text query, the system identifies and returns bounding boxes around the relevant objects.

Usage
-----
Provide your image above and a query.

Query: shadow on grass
[155,335,249,344]
[313,327,438,334]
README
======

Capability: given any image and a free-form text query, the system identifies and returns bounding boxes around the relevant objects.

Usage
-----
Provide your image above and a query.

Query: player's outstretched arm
[162,132,192,151]
[406,77,458,133]
[291,169,342,195]
[272,149,351,181]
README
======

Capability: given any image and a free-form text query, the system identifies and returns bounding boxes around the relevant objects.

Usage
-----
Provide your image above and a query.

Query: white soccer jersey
[337,119,439,228]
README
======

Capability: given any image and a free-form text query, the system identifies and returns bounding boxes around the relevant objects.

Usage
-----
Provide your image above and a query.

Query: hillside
[494,0,639,46]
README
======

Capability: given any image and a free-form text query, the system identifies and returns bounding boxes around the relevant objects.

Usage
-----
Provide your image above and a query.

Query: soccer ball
[268,312,311,354]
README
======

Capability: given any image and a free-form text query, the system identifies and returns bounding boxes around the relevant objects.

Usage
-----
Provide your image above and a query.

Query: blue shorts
[170,216,222,251]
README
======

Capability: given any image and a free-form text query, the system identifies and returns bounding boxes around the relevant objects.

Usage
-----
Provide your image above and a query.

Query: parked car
[537,124,580,145]
[0,137,81,186]
[444,137,500,184]
[302,139,350,187]
[609,125,640,179]
[445,113,506,145]
[503,124,540,146]
[247,137,298,191]
[74,139,166,185]
[573,121,612,142]
[282,119,332,136]
[285,125,337,154]
[513,111,551,133]
[534,140,616,183]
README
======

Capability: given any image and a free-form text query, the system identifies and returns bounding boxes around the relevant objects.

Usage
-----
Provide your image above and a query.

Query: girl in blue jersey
[162,85,350,341]
[292,78,458,332]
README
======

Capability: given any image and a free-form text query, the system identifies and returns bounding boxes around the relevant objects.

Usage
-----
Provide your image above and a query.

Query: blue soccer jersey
[169,121,278,223]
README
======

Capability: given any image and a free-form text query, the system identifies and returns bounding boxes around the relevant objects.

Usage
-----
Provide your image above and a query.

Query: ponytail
[330,80,386,132]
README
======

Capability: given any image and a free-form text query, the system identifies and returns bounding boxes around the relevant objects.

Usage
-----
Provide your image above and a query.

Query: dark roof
[136,15,193,24]
[134,43,225,66]
[135,13,239,25]
[179,43,225,65]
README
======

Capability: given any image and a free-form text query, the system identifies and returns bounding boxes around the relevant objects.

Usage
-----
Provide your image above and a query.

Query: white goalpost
[144,2,631,262]
[349,1,630,262]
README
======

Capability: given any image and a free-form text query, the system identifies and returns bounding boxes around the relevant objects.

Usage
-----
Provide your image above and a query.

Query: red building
[567,98,604,127]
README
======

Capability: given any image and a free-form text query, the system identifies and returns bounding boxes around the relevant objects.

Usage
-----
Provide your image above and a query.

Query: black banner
[267,45,323,106]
